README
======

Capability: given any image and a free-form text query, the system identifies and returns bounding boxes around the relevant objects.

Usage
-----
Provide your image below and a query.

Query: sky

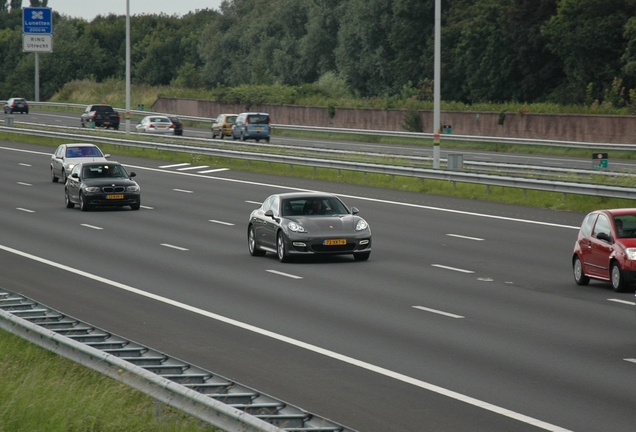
[24,1,224,21]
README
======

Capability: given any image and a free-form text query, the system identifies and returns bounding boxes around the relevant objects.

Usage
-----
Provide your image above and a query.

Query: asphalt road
[1,139,636,432]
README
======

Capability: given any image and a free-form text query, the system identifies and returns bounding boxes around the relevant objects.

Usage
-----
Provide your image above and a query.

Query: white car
[50,143,110,183]
[135,115,175,134]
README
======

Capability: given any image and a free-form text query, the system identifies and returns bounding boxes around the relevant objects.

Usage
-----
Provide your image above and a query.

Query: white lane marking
[0,146,574,231]
[432,264,475,274]
[0,243,572,432]
[173,189,193,194]
[625,359,636,364]
[113,163,582,230]
[161,243,189,251]
[81,224,103,230]
[159,163,191,168]
[608,298,636,306]
[19,163,31,167]
[246,200,262,205]
[140,205,154,210]
[198,168,229,174]
[413,306,464,319]
[17,182,32,186]
[266,269,303,279]
[16,208,35,213]
[447,234,484,241]
[209,220,235,226]
[177,165,208,171]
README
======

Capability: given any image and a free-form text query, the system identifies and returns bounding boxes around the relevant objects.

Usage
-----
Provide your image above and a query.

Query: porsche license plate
[324,239,346,246]
[107,194,124,199]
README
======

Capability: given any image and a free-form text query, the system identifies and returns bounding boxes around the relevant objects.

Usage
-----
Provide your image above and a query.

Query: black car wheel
[79,192,91,212]
[573,256,589,285]
[248,226,266,257]
[277,231,289,263]
[353,252,370,261]
[65,190,75,209]
[611,262,629,292]
[51,168,59,183]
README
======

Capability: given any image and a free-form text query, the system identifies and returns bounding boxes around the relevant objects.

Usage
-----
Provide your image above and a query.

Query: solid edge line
[0,243,571,432]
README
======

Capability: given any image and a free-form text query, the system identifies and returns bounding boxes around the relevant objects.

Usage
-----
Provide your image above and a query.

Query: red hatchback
[573,208,636,292]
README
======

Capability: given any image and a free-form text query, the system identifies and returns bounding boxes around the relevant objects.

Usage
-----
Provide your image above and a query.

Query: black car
[248,192,371,262]
[4,98,29,114]
[65,162,141,211]
[169,116,183,135]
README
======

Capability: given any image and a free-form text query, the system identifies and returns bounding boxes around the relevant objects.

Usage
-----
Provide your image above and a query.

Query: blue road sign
[23,7,53,34]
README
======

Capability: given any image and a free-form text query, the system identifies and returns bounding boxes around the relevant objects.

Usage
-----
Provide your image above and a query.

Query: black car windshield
[282,197,348,216]
[83,164,127,179]
[67,146,102,158]
[614,214,636,238]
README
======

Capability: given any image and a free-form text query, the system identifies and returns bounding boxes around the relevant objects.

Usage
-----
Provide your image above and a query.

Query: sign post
[23,7,53,102]
[592,153,608,170]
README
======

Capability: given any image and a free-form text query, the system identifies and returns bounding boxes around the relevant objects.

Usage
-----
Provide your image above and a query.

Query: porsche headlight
[288,221,307,232]
[625,248,636,260]
[355,219,369,231]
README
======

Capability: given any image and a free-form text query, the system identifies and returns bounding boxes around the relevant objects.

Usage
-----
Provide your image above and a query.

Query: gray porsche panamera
[248,192,371,262]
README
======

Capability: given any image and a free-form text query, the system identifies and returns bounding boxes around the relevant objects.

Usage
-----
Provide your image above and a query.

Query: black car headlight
[126,185,140,192]
[83,186,101,193]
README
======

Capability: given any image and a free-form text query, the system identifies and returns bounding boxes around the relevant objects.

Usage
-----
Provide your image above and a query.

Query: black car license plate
[107,194,124,199]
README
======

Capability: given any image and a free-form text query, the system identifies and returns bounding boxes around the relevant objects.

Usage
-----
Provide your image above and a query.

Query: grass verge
[0,328,218,432]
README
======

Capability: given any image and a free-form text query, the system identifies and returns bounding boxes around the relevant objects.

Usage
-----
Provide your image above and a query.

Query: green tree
[541,0,636,104]
[39,19,110,99]
[335,0,396,97]
[298,0,341,82]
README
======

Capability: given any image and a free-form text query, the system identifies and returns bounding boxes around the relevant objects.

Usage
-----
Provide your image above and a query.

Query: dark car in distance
[573,208,636,292]
[4,98,29,114]
[65,162,140,211]
[169,116,183,135]
[248,192,371,262]
[80,104,121,130]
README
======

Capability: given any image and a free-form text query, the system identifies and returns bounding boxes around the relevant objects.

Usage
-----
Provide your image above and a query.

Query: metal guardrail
[18,101,636,150]
[0,288,354,432]
[2,125,636,200]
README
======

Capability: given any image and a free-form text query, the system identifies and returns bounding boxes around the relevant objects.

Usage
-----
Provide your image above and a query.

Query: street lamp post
[125,0,131,134]
[433,0,441,169]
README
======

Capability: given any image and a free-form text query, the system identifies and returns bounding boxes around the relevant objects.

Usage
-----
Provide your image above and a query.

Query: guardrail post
[5,115,14,127]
